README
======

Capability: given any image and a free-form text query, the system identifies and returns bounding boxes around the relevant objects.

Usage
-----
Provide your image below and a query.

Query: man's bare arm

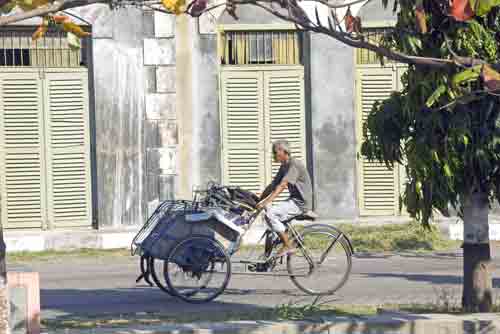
[257,181,287,208]
[259,184,274,201]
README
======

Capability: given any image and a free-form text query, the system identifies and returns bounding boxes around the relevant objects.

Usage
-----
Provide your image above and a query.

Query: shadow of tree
[358,272,500,288]
[354,251,463,260]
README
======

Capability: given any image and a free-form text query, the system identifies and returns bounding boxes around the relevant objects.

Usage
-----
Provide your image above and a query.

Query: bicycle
[162,206,354,303]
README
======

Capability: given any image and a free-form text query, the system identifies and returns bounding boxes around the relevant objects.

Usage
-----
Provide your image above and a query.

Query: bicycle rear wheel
[165,235,231,303]
[287,227,352,295]
[149,257,174,295]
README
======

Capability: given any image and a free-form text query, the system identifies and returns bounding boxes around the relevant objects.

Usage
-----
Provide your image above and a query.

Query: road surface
[9,247,500,320]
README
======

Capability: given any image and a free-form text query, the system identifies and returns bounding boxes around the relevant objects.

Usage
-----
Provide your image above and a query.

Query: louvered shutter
[264,69,306,201]
[43,70,92,228]
[356,67,400,215]
[220,71,266,194]
[0,72,46,228]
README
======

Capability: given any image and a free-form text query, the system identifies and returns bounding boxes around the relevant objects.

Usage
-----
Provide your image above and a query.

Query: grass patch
[333,222,460,253]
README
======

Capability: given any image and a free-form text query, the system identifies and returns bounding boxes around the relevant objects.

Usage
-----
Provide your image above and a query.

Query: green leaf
[443,164,452,177]
[405,35,422,54]
[416,181,423,198]
[468,20,484,39]
[432,150,440,163]
[447,89,457,100]
[0,1,15,13]
[66,32,81,50]
[426,84,447,107]
[452,66,482,87]
[462,135,469,146]
[473,0,500,16]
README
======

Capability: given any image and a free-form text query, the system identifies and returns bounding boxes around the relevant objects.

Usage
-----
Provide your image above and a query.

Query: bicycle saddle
[293,210,319,221]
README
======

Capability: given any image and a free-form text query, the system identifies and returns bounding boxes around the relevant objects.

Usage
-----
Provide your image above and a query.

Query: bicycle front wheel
[287,227,352,295]
[165,235,231,303]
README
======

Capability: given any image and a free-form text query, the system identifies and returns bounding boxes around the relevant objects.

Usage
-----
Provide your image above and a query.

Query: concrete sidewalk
[45,312,500,334]
[5,218,500,253]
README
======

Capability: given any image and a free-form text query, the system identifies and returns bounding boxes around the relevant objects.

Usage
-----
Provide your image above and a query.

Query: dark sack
[228,187,259,208]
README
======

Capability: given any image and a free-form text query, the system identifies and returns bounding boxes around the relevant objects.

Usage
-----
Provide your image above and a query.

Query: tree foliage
[361,0,500,225]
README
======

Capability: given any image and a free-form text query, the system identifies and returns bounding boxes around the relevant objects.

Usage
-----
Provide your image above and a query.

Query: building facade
[0,0,406,232]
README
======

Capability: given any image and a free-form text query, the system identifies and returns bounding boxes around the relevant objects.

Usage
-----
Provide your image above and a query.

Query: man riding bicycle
[256,140,315,258]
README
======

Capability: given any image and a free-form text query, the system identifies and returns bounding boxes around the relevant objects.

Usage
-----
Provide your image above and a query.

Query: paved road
[9,247,500,321]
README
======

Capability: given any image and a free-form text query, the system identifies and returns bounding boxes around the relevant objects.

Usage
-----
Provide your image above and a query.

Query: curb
[47,313,500,334]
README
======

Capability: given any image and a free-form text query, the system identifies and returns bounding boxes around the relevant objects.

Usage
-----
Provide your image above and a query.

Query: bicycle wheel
[287,227,352,295]
[165,235,231,303]
[149,257,174,295]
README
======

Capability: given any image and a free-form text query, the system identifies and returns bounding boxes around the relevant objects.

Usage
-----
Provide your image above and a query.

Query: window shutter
[220,71,266,194]
[0,72,46,228]
[43,70,92,228]
[356,67,400,215]
[264,69,306,201]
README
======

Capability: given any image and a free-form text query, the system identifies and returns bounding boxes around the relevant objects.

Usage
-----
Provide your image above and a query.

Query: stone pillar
[143,11,179,214]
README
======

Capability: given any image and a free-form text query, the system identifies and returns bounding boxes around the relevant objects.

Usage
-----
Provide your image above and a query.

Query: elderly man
[257,140,314,258]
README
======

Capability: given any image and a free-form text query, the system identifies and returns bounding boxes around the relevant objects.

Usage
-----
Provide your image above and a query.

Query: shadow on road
[41,285,333,319]
[354,252,463,260]
[41,286,277,317]
[359,273,500,288]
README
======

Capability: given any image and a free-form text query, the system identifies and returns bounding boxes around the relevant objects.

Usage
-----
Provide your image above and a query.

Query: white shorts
[265,200,302,233]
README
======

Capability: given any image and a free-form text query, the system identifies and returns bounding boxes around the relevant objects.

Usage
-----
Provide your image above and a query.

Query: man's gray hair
[272,140,292,156]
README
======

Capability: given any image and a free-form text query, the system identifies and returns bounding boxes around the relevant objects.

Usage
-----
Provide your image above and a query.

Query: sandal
[275,247,296,258]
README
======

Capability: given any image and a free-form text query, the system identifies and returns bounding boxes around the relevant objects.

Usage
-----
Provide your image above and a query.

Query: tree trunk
[462,191,493,312]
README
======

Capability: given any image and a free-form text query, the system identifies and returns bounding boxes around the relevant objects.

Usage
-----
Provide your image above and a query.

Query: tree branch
[0,0,489,70]
[185,0,227,17]
[0,0,111,26]
[247,1,455,68]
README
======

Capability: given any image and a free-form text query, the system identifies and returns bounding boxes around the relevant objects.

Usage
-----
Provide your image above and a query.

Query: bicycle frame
[227,208,317,278]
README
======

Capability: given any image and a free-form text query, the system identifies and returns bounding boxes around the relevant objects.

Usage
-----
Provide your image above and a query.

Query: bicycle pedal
[248,263,269,272]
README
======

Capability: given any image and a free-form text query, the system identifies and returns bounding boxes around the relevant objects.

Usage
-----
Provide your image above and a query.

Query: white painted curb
[44,313,500,334]
[449,223,500,241]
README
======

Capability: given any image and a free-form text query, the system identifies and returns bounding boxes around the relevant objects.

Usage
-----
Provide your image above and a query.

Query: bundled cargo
[132,200,243,260]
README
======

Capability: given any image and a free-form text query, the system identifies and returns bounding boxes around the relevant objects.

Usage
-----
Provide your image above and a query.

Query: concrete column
[176,16,194,199]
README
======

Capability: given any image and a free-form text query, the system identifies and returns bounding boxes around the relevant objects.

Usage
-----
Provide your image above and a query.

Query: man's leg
[265,200,302,256]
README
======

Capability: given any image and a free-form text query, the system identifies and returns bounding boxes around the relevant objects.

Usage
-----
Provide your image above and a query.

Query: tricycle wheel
[149,257,174,295]
[165,235,231,303]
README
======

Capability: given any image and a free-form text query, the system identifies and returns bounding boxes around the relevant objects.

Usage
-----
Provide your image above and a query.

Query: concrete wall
[77,0,395,227]
[310,35,358,218]
[79,0,398,226]
[307,1,397,218]
[74,6,178,227]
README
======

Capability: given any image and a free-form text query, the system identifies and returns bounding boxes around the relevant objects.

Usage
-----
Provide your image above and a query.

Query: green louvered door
[44,70,92,228]
[264,70,306,201]
[220,70,266,194]
[356,66,403,216]
[0,72,46,228]
[220,67,306,196]
[0,69,92,229]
